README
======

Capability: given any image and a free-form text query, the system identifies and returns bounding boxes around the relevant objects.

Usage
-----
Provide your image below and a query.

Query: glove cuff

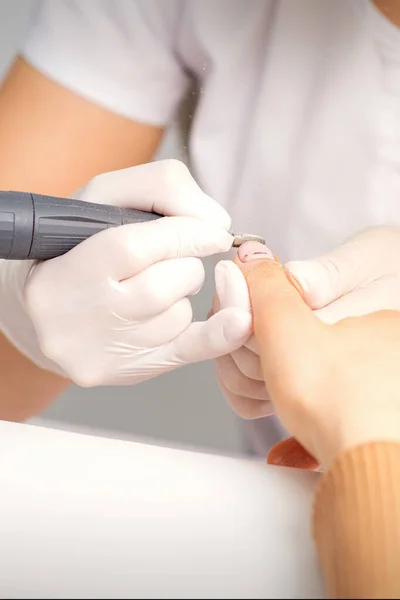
[0,260,66,377]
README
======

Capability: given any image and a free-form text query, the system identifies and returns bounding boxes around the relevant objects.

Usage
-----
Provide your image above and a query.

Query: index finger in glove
[54,216,233,282]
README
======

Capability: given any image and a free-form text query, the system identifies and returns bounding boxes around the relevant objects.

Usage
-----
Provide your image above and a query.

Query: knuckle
[219,356,268,400]
[79,173,107,202]
[217,363,262,419]
[235,403,259,420]
[126,239,148,269]
[170,297,193,330]
[108,227,143,267]
[227,369,247,396]
[244,335,259,354]
[159,159,191,195]
[69,367,102,388]
[141,277,169,312]
[124,236,142,265]
[192,256,206,280]
[239,361,259,380]
[226,393,264,420]
[182,257,205,294]
[39,335,66,364]
[24,278,50,317]
[323,257,341,284]
[231,349,261,380]
[38,335,104,389]
[217,357,243,395]
[160,298,193,347]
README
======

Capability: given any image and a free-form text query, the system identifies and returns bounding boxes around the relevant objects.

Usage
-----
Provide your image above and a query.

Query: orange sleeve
[313,441,400,599]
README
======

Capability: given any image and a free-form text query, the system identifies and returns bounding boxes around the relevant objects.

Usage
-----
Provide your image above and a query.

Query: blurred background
[0,1,246,455]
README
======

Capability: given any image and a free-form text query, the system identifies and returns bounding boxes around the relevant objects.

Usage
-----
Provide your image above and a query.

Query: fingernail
[238,242,275,262]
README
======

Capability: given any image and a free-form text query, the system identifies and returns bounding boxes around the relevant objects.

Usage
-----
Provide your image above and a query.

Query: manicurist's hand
[1,160,251,387]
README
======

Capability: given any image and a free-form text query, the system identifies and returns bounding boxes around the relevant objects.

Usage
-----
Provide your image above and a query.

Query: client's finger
[233,242,324,401]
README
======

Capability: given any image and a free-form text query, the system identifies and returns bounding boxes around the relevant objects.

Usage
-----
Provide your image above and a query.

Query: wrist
[0,259,66,377]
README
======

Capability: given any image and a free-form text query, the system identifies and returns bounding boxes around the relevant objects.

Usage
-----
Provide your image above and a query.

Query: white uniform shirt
[20,0,400,454]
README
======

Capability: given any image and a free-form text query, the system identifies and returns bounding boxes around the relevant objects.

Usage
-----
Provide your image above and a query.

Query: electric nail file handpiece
[0,191,265,260]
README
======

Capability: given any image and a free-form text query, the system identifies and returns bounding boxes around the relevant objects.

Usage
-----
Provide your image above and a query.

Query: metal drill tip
[231,233,266,247]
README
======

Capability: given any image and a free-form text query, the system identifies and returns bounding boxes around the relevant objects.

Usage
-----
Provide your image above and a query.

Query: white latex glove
[215,226,400,419]
[213,254,271,419]
[0,160,251,386]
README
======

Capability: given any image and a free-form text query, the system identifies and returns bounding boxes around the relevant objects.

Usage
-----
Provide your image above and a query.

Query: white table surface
[0,420,324,599]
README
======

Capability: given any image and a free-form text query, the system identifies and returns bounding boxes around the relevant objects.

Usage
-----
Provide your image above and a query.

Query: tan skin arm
[373,0,400,26]
[0,57,165,421]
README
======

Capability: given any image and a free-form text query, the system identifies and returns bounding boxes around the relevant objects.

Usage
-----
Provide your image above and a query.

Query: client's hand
[214,227,400,432]
[236,241,400,470]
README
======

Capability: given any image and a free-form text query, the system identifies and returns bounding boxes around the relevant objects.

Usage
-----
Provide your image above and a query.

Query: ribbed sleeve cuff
[313,441,400,599]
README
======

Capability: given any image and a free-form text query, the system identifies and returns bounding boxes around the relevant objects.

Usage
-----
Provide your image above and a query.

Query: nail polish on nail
[238,241,275,262]
[267,438,320,471]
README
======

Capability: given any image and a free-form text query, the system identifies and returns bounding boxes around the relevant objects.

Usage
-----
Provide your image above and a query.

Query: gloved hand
[215,226,400,419]
[285,226,400,320]
[213,256,272,419]
[0,160,251,387]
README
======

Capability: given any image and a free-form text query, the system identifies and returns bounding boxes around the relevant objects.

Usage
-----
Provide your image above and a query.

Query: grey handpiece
[0,191,163,260]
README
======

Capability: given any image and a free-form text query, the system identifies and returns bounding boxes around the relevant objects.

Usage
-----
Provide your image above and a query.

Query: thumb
[284,259,341,310]
[235,242,324,398]
[284,235,366,310]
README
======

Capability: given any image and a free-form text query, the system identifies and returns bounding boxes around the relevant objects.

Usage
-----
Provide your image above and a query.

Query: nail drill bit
[231,233,266,247]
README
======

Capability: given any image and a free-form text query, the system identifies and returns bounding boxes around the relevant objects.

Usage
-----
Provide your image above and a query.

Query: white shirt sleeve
[21,0,190,126]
